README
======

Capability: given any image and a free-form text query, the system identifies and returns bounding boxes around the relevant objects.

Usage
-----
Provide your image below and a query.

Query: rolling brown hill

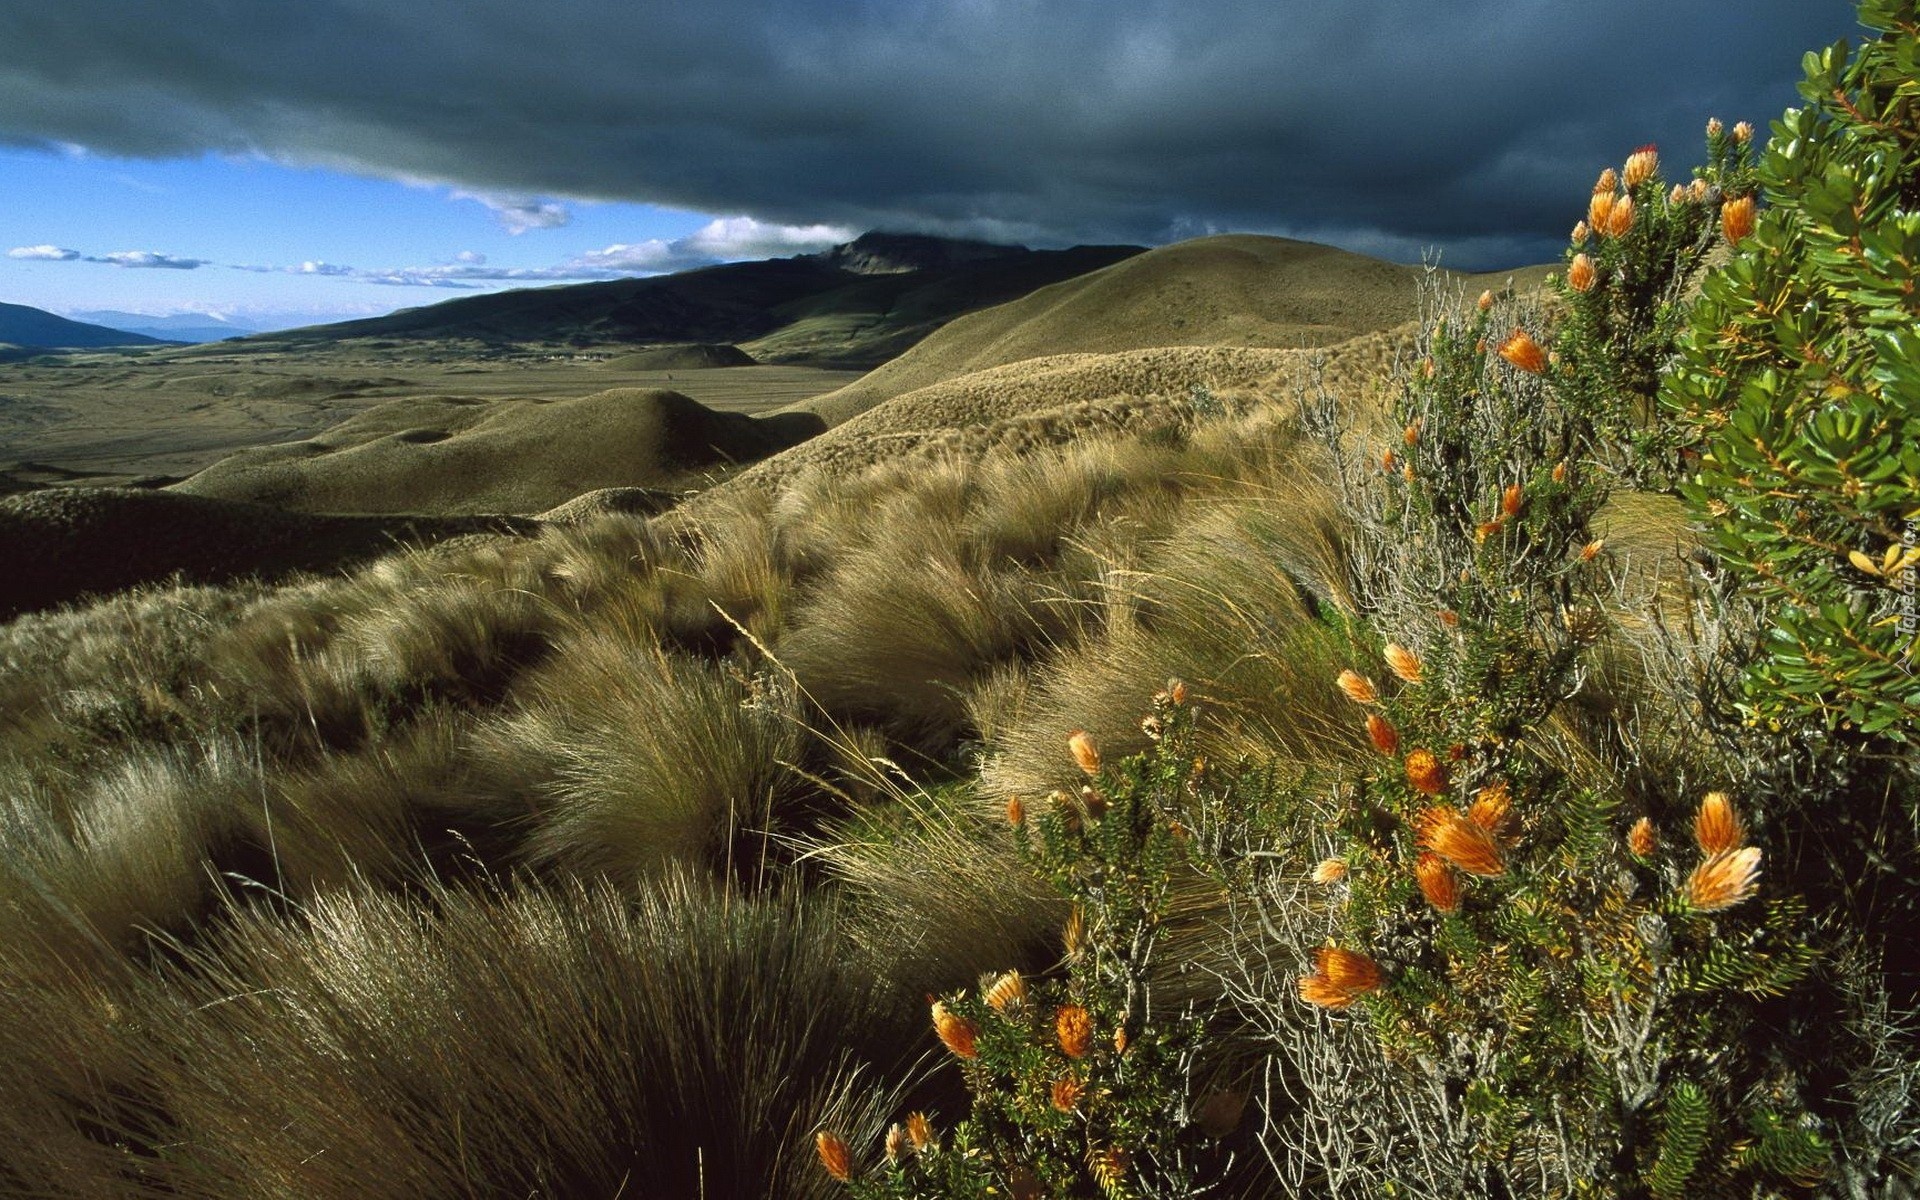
[783,235,1550,427]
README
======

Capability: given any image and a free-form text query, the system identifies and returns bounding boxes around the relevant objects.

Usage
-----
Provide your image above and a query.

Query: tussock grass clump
[482,631,810,881]
[1,872,921,1199]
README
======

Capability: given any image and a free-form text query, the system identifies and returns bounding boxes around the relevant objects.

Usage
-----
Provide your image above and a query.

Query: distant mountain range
[71,310,259,344]
[256,232,1147,368]
[0,303,174,350]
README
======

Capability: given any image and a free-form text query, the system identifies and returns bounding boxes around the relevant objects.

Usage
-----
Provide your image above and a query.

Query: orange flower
[1706,117,1724,137]
[1067,730,1101,775]
[1623,144,1659,188]
[1628,816,1657,857]
[1580,539,1605,562]
[1694,791,1744,855]
[1312,856,1348,885]
[1571,219,1589,243]
[1438,608,1460,628]
[1298,974,1360,1009]
[1419,806,1507,877]
[1498,329,1548,374]
[1689,177,1709,203]
[1336,669,1378,705]
[1601,193,1635,238]
[1167,677,1189,705]
[1593,167,1619,194]
[1567,252,1596,293]
[1404,420,1421,447]
[1477,289,1494,312]
[1469,781,1513,836]
[1383,642,1423,684]
[1501,483,1524,517]
[1405,748,1449,796]
[931,1000,978,1059]
[1366,712,1401,756]
[1050,1075,1084,1113]
[1588,190,1616,232]
[1552,459,1569,484]
[1688,846,1762,911]
[817,1130,854,1183]
[1319,946,1385,992]
[1732,120,1753,143]
[1721,195,1756,246]
[1415,852,1462,914]
[1056,1004,1094,1059]
[1382,448,1399,472]
[885,1123,910,1163]
[983,970,1027,1014]
[1669,182,1688,206]
[1006,795,1025,826]
[905,1112,935,1152]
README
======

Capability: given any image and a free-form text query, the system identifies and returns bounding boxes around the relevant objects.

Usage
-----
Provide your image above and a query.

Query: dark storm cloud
[0,1,1858,267]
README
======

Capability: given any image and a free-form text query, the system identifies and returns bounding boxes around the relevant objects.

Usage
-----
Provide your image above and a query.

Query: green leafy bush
[1665,0,1920,744]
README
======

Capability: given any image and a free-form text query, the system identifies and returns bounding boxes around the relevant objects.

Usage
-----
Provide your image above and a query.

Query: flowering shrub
[818,691,1243,1198]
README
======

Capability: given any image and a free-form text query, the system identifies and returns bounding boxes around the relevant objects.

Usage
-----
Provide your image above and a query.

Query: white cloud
[8,244,82,260]
[453,192,572,235]
[679,217,855,260]
[93,250,208,269]
[455,250,486,264]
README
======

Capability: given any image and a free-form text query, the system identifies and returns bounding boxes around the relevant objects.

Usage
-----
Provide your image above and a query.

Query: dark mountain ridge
[249,234,1145,368]
[0,302,174,349]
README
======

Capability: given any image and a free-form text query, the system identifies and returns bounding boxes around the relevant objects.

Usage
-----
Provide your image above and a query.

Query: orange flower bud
[1419,806,1507,877]
[1498,328,1548,374]
[1580,539,1605,562]
[1628,816,1657,857]
[1382,448,1398,472]
[1706,117,1723,137]
[1404,420,1420,447]
[1167,677,1188,705]
[1589,190,1615,232]
[1336,670,1378,705]
[1438,608,1460,628]
[1552,460,1569,483]
[1067,729,1101,775]
[1623,144,1658,188]
[1594,167,1619,194]
[983,970,1027,1014]
[816,1131,854,1183]
[1312,857,1348,885]
[1721,195,1755,246]
[1366,712,1401,756]
[1571,219,1589,243]
[1469,780,1513,836]
[931,1000,978,1059]
[1694,791,1744,855]
[1383,642,1423,684]
[1567,252,1596,292]
[885,1123,910,1164]
[1732,120,1753,143]
[1669,182,1688,206]
[1405,748,1449,796]
[1501,483,1524,517]
[1403,463,1415,483]
[906,1112,935,1152]
[1050,1076,1084,1113]
[1056,1004,1094,1058]
[1689,178,1708,203]
[1688,846,1762,911]
[1316,946,1384,993]
[1415,852,1462,914]
[1601,193,1635,238]
[1007,795,1025,826]
[1297,974,1358,1009]
[1477,289,1494,312]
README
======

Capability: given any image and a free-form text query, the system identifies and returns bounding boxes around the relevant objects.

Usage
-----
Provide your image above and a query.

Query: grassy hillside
[786,235,1552,426]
